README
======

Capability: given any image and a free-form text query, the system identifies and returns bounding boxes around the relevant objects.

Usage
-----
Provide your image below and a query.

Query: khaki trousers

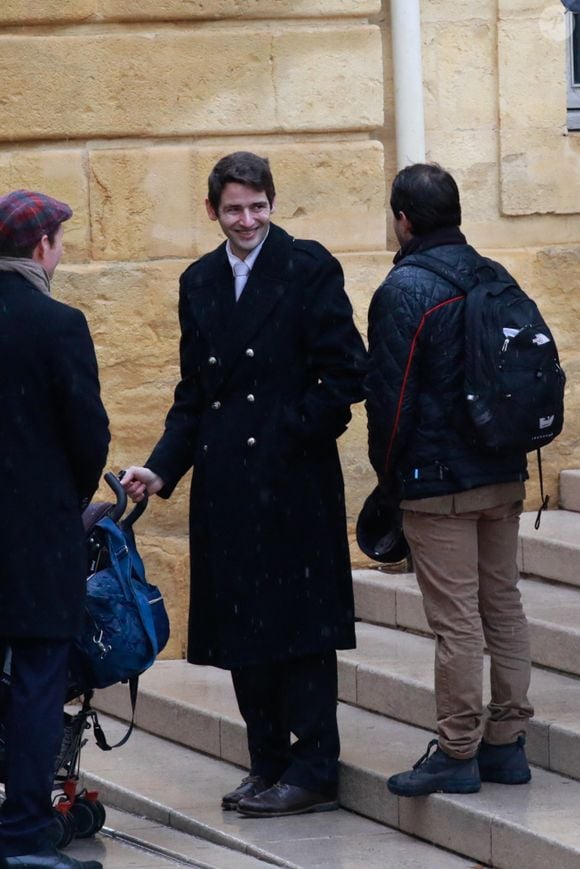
[403,501,533,759]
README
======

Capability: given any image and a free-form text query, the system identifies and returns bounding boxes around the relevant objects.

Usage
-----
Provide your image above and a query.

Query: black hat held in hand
[356,486,409,565]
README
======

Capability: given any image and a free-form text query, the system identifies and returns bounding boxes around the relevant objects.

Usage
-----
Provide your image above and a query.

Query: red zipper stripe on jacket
[383,295,464,475]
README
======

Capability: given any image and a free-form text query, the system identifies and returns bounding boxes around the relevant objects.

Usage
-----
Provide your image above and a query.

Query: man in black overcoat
[122,152,367,817]
[0,191,109,869]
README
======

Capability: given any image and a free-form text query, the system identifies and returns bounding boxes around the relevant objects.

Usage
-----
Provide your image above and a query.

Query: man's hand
[121,466,164,502]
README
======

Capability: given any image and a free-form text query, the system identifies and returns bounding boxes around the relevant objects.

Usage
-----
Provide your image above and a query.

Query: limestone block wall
[420,0,580,518]
[3,1,580,651]
[0,1,385,656]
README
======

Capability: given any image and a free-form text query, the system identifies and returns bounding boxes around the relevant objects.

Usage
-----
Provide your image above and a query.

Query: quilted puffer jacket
[365,237,528,500]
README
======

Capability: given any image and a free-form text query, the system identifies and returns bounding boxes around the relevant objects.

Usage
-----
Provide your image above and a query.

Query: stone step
[340,621,580,780]
[71,805,275,869]
[93,611,580,785]
[78,708,479,869]
[91,660,580,869]
[560,469,580,512]
[518,509,580,588]
[353,568,580,677]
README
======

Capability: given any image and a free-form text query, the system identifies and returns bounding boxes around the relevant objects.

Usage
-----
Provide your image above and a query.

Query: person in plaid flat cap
[0,191,109,869]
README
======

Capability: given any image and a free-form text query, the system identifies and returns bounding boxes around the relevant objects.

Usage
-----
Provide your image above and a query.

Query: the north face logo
[539,415,555,429]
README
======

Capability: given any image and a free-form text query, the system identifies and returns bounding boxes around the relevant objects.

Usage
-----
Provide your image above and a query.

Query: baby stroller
[51,471,148,846]
[1,472,168,848]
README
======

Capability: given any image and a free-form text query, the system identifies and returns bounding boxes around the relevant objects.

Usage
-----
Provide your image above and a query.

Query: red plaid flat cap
[0,189,72,248]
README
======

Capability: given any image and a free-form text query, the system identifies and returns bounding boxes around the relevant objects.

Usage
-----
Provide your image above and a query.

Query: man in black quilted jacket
[365,163,533,797]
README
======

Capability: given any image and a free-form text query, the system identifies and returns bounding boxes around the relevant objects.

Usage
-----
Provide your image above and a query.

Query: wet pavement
[66,806,277,868]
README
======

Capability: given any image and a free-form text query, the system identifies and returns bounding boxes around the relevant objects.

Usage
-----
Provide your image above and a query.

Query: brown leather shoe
[221,774,272,810]
[237,783,339,817]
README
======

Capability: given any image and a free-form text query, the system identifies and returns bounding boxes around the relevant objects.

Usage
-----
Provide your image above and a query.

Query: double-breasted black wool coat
[0,272,110,639]
[147,224,367,669]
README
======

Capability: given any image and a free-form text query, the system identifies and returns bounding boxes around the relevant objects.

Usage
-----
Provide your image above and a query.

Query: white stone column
[390,0,426,168]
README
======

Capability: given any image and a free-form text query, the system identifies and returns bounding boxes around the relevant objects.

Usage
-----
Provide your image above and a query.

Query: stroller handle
[103,470,149,528]
[104,472,127,522]
[121,493,148,530]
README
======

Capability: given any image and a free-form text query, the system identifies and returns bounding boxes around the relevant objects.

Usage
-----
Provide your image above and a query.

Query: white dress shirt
[226,231,269,301]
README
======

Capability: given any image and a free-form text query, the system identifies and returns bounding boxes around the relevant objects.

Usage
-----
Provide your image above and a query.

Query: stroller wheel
[51,808,76,849]
[70,796,103,838]
[91,799,106,832]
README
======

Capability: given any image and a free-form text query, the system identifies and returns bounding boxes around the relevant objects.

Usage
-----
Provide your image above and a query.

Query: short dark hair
[390,163,461,236]
[0,225,59,259]
[207,151,276,212]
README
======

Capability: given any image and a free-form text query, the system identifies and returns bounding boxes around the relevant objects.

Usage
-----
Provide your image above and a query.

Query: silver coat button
[202,444,208,452]
[247,437,256,447]
[245,348,254,358]
[246,394,255,402]
[208,356,217,365]
[211,401,221,410]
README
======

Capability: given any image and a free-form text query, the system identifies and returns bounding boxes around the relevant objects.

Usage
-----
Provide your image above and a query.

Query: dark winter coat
[0,272,110,638]
[147,224,367,669]
[366,236,528,500]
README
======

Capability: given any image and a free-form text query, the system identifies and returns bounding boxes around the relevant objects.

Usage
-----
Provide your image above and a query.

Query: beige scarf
[0,257,51,296]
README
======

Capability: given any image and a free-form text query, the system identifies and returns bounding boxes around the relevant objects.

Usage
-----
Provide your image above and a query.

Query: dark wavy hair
[390,163,461,236]
[207,151,276,212]
[0,225,59,259]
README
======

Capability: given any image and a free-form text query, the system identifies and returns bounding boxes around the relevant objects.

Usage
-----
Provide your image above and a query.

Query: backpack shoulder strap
[399,252,474,294]
[401,252,515,298]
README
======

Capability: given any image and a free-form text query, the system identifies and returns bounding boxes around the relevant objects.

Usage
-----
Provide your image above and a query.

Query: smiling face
[205,182,275,260]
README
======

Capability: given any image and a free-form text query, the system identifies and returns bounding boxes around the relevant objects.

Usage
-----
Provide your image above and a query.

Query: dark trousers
[231,650,340,796]
[0,638,70,858]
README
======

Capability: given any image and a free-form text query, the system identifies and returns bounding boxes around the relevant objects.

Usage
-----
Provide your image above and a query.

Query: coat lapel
[185,247,234,349]
[186,225,294,389]
[218,225,294,374]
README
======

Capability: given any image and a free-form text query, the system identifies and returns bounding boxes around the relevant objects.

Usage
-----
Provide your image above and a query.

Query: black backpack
[404,252,566,523]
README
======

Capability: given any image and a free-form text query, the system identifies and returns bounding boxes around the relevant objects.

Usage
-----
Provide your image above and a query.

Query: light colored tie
[233,261,250,301]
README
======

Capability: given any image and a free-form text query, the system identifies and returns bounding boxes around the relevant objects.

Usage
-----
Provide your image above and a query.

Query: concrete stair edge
[518,509,580,587]
[339,622,580,781]
[353,569,580,678]
[77,710,489,869]
[88,674,580,869]
[93,625,580,784]
[560,469,580,512]
[80,770,298,869]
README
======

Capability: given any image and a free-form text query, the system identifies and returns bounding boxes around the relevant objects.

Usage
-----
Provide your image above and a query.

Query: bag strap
[96,516,160,655]
[97,516,147,585]
[401,252,513,297]
[95,517,133,602]
[534,448,550,530]
[116,521,159,654]
[92,676,139,751]
[121,523,147,586]
[398,252,474,294]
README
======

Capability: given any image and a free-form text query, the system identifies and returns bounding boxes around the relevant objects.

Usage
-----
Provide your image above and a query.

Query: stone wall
[0,1,385,657]
[2,1,580,655]
[419,0,580,524]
